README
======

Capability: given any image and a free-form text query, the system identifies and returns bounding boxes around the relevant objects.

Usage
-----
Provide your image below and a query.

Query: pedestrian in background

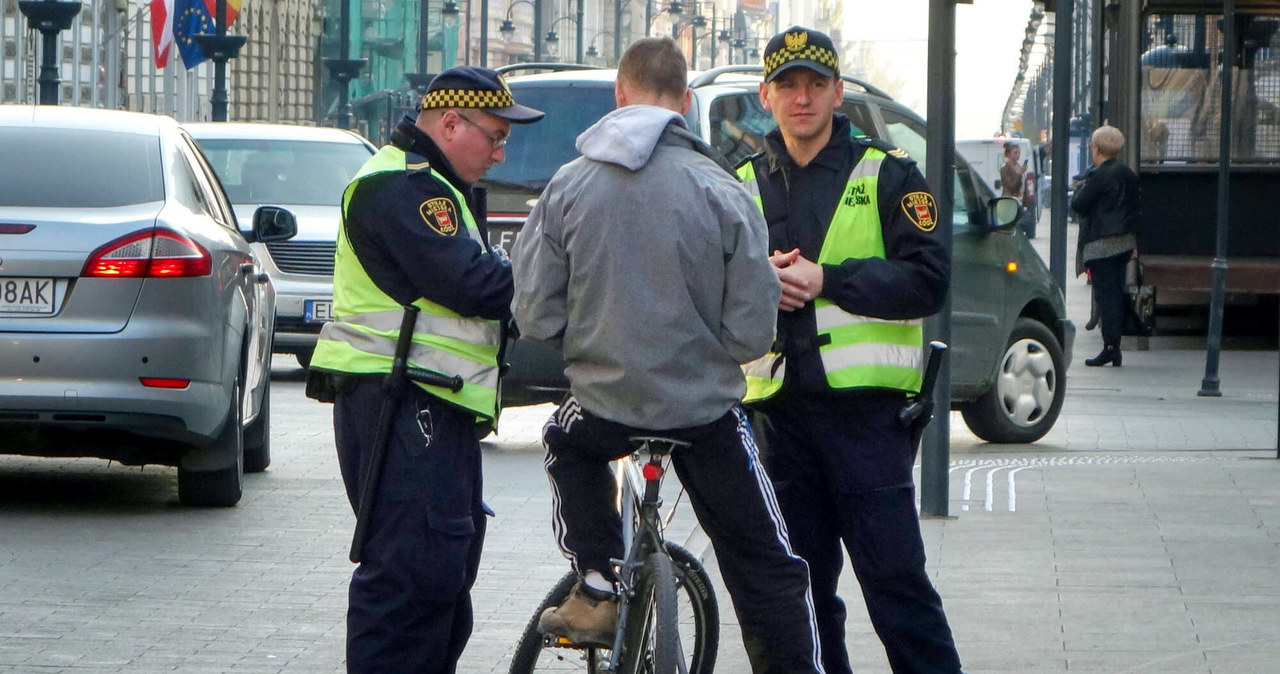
[308,66,543,673]
[512,37,826,674]
[737,25,964,674]
[1000,140,1026,199]
[1072,124,1138,367]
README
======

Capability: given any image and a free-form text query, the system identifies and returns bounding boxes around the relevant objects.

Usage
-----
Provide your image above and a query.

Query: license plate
[304,299,332,323]
[0,277,56,314]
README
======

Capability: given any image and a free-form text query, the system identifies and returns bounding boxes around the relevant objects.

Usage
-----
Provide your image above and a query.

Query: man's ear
[615,78,628,107]
[680,87,692,115]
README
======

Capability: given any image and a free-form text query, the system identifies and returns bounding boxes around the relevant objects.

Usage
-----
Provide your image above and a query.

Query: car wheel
[961,317,1064,444]
[295,347,313,369]
[243,377,270,473]
[179,372,245,506]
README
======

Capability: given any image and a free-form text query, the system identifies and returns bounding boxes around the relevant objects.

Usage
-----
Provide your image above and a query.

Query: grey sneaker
[537,581,618,647]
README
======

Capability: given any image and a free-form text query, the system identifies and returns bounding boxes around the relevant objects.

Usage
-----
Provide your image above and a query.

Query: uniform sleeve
[509,178,568,349]
[819,157,950,320]
[346,172,513,321]
[716,176,783,363]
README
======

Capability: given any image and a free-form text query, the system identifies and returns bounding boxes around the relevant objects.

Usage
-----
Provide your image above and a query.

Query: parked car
[956,137,1043,238]
[0,106,297,506]
[188,123,376,368]
[486,65,1074,444]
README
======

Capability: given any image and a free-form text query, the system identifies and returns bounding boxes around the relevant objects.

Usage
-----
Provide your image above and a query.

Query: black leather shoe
[1085,345,1122,367]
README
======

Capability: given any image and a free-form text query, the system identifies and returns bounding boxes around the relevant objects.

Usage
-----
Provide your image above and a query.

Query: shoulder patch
[900,191,938,232]
[420,197,460,235]
[887,147,911,159]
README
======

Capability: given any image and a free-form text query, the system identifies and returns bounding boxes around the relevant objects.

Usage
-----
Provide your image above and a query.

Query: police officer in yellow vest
[309,66,543,673]
[738,28,963,674]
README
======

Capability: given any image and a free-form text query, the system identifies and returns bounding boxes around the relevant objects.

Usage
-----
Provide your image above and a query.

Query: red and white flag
[150,0,174,68]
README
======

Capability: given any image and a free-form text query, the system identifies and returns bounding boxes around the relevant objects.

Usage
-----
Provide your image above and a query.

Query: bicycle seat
[628,436,691,456]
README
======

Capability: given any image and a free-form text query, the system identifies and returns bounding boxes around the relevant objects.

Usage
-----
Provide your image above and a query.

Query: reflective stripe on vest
[738,148,923,403]
[310,145,501,419]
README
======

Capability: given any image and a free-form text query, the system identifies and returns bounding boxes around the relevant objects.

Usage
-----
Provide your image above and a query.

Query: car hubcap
[995,337,1057,428]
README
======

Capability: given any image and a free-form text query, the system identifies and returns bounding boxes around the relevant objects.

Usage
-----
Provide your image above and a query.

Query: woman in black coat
[1071,125,1139,367]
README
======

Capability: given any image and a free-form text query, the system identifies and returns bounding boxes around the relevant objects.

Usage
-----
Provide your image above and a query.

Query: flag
[173,0,214,69]
[149,0,174,68]
[201,0,241,28]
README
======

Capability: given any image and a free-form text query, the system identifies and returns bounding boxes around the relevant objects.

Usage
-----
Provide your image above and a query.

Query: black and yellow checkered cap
[762,26,840,83]
[418,66,545,123]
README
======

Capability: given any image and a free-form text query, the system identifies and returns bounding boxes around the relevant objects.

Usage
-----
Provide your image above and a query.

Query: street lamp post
[17,0,82,105]
[498,0,542,62]
[193,0,247,121]
[323,0,366,129]
[584,30,613,65]
[542,15,577,62]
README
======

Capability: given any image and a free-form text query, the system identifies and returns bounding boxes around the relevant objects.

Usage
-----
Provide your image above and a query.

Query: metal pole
[534,0,542,61]
[1200,0,1234,397]
[419,0,431,72]
[18,1,82,106]
[575,0,583,64]
[210,0,228,120]
[1050,0,1072,294]
[920,0,955,518]
[614,0,622,63]
[481,0,489,66]
[645,0,651,37]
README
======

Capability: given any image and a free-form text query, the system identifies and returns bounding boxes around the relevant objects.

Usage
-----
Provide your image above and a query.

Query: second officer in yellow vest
[738,27,963,674]
[309,66,544,673]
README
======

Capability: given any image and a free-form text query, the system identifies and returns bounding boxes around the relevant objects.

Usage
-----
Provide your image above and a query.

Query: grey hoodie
[511,104,780,429]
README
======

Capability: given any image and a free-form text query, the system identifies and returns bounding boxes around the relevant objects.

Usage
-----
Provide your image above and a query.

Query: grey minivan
[486,66,1074,444]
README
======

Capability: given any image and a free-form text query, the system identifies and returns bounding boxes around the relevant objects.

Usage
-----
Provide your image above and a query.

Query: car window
[0,127,163,208]
[484,83,617,191]
[195,138,372,206]
[176,138,234,229]
[838,100,878,139]
[881,107,929,171]
[182,135,239,231]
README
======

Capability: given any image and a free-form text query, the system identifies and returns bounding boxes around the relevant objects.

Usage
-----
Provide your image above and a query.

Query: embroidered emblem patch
[420,197,459,235]
[900,192,938,232]
[784,31,808,51]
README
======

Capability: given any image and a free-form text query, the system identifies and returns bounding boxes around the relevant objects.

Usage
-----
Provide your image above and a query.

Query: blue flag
[173,0,214,69]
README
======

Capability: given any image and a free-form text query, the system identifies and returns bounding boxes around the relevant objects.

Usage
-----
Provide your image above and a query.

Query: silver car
[0,106,296,506]
[187,123,376,368]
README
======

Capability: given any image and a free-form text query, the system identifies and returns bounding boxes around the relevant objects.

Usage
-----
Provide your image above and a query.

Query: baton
[349,306,464,563]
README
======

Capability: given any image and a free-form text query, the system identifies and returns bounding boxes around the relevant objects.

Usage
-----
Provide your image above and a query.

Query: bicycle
[508,436,719,674]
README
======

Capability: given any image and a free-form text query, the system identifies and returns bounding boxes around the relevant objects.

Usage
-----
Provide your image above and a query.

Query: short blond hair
[1091,125,1124,157]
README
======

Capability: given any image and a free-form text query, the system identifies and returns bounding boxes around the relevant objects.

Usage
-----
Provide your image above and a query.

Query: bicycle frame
[608,437,688,672]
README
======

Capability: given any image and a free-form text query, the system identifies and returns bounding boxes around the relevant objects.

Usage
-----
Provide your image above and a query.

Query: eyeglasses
[456,112,509,150]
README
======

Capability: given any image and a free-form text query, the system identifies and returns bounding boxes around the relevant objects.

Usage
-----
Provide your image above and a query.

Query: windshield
[195,138,373,206]
[0,128,163,207]
[482,82,617,192]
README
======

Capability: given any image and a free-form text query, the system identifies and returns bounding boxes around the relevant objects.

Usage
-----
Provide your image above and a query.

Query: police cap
[418,66,545,123]
[762,26,840,83]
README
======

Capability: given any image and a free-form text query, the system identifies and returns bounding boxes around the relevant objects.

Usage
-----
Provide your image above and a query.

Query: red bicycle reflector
[642,463,665,481]
[140,377,190,389]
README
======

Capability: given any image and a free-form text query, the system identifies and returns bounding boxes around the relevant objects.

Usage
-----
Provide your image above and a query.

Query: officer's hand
[490,245,511,264]
[773,251,824,312]
[769,248,801,269]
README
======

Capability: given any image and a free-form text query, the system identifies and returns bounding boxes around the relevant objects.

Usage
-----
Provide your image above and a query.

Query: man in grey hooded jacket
[511,37,825,674]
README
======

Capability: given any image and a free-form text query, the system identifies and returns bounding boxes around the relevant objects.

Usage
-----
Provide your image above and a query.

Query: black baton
[348,306,463,563]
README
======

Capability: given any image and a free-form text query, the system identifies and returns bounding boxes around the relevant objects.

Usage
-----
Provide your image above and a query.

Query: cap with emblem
[762,26,840,83]
[418,66,545,123]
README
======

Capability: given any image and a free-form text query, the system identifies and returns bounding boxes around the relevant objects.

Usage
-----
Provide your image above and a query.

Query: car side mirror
[988,196,1021,230]
[251,206,297,243]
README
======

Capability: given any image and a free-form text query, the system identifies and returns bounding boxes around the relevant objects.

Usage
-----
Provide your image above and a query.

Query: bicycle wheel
[619,552,679,674]
[666,543,719,674]
[508,572,611,673]
[509,548,718,674]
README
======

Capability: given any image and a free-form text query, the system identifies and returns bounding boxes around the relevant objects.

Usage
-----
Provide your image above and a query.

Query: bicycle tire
[508,544,718,674]
[619,552,679,674]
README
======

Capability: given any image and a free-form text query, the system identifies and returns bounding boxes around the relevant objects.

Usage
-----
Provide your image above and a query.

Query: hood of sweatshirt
[575,104,687,171]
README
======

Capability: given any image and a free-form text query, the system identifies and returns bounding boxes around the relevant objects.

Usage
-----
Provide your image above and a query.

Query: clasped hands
[770,249,823,312]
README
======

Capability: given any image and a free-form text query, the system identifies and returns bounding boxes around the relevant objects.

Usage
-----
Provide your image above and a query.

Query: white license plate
[304,299,332,323]
[0,277,55,314]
